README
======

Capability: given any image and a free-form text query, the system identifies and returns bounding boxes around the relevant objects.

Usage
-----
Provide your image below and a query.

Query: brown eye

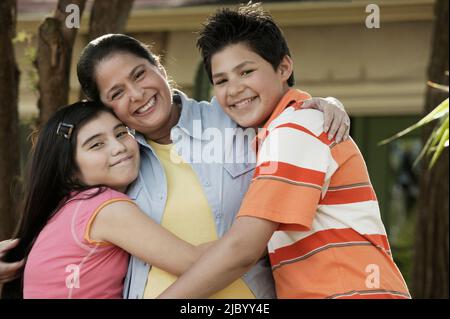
[134,70,145,80]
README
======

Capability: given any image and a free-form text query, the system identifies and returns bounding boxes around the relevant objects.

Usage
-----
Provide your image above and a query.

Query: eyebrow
[106,64,144,98]
[212,61,256,79]
[81,123,126,148]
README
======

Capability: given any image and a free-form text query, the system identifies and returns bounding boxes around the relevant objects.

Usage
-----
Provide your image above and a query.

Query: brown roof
[18,0,308,14]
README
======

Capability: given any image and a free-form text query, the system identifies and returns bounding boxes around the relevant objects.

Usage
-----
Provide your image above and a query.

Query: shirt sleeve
[70,188,135,247]
[237,122,333,231]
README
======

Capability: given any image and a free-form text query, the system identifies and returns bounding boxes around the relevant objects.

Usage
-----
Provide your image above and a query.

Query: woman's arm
[89,200,204,277]
[302,97,351,143]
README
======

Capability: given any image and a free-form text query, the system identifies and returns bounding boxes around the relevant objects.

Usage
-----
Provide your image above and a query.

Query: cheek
[214,88,228,109]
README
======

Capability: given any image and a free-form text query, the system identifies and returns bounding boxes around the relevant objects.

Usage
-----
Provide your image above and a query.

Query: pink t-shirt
[24,188,132,299]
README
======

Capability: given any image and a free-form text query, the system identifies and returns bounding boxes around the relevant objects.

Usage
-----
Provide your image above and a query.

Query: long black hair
[1,101,115,298]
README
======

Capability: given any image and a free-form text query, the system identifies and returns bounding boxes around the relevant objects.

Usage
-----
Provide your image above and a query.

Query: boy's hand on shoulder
[302,97,351,143]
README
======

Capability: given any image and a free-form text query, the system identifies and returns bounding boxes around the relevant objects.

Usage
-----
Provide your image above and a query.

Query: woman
[2,34,350,299]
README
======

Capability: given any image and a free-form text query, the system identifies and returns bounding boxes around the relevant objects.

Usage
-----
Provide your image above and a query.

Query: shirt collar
[253,88,311,152]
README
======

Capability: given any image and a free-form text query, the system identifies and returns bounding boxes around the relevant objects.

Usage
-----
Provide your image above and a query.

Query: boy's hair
[197,2,295,87]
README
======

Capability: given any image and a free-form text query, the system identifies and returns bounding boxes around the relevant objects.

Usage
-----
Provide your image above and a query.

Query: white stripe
[257,126,331,173]
[268,108,325,137]
[268,200,387,252]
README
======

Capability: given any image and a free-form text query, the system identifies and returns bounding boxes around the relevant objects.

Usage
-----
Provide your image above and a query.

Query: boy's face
[211,43,293,128]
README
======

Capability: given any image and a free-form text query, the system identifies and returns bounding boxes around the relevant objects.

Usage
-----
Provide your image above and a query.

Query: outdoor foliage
[380,78,449,169]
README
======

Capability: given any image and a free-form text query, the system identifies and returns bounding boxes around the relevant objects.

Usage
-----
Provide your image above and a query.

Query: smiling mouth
[134,95,156,115]
[111,155,133,167]
[231,96,257,109]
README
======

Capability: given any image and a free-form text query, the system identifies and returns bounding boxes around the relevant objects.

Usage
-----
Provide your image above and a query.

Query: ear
[278,55,294,82]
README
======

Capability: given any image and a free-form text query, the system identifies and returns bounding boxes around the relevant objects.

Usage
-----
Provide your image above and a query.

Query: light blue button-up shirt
[123,90,276,299]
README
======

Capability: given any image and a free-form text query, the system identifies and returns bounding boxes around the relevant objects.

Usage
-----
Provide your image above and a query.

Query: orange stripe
[320,186,377,205]
[238,178,320,230]
[255,161,325,187]
[270,228,390,268]
[272,245,409,298]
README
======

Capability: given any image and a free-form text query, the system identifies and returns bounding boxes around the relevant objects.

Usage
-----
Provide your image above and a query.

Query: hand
[0,239,24,284]
[302,97,351,143]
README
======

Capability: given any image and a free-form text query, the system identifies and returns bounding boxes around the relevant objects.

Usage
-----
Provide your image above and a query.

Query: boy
[156,3,408,299]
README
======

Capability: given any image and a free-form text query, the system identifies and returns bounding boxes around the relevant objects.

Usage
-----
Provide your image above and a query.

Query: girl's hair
[77,34,160,101]
[1,101,115,298]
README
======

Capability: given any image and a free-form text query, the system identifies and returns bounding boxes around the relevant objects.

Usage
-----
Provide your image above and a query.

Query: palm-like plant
[380,75,449,169]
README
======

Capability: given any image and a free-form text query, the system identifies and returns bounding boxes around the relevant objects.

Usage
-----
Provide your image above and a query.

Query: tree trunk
[36,0,86,126]
[413,0,449,299]
[0,0,20,241]
[79,0,134,100]
[88,0,134,41]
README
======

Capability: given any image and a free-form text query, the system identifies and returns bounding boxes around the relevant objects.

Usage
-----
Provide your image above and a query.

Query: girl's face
[94,52,176,139]
[75,112,140,193]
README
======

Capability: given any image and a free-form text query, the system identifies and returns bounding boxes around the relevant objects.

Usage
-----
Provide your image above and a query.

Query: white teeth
[234,97,255,108]
[136,96,156,114]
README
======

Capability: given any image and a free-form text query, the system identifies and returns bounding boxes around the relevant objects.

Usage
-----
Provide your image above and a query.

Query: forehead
[77,112,122,139]
[94,52,150,89]
[211,43,266,71]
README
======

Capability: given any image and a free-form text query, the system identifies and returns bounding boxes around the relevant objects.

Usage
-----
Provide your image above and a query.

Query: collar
[173,89,208,141]
[253,88,311,152]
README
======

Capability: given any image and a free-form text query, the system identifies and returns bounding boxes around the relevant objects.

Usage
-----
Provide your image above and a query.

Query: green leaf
[429,127,449,169]
[379,98,449,146]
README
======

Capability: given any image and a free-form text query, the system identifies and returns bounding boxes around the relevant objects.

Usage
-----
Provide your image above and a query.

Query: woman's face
[94,52,175,138]
[75,112,140,193]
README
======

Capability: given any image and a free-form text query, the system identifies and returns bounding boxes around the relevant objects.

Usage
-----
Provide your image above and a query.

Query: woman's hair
[77,33,161,101]
[1,101,115,298]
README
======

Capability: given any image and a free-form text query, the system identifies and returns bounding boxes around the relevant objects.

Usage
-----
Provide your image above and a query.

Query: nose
[111,137,127,156]
[227,78,244,98]
[129,83,144,103]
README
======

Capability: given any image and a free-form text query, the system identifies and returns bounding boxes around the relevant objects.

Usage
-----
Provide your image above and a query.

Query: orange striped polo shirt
[237,89,410,299]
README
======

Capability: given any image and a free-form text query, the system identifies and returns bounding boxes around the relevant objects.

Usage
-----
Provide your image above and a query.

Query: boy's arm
[302,97,350,142]
[157,216,278,299]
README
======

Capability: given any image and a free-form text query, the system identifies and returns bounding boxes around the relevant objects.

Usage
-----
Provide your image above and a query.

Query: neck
[146,102,181,145]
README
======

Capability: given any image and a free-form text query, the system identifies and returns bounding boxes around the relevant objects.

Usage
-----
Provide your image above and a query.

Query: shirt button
[205,180,211,187]
[216,213,223,219]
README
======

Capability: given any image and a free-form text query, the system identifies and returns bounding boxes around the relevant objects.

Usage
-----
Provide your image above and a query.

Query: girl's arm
[89,200,204,277]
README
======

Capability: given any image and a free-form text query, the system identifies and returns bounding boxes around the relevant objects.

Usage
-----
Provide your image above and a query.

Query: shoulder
[176,90,236,129]
[269,108,325,138]
[69,187,132,215]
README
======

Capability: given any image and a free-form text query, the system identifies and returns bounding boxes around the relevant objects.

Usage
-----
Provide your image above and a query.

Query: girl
[2,102,206,299]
